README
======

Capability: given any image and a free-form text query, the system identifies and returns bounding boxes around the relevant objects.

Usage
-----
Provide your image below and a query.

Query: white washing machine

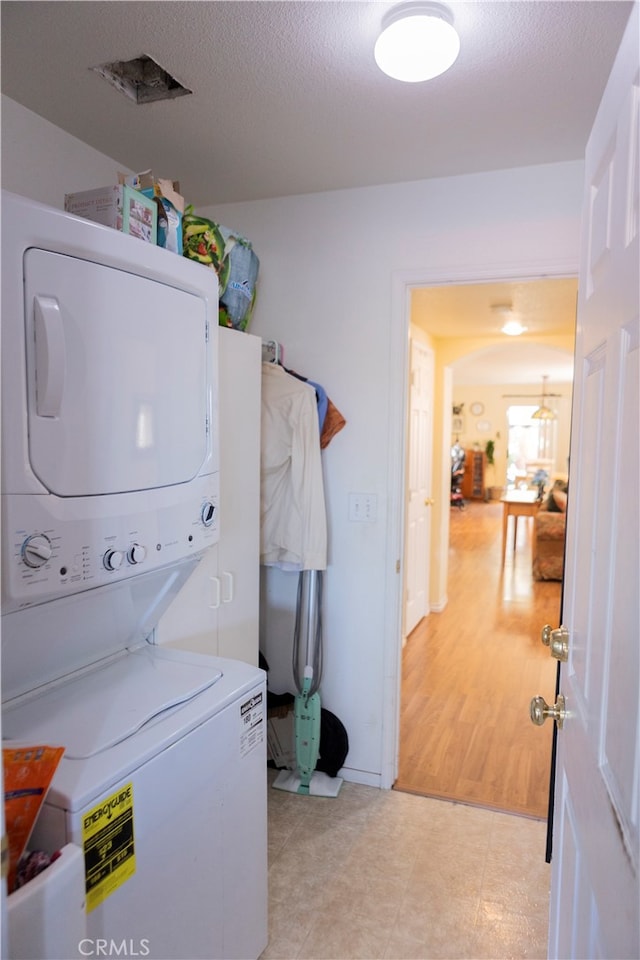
[3,643,267,960]
[1,192,268,960]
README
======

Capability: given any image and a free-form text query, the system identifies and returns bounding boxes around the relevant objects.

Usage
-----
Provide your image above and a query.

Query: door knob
[424,498,434,506]
[541,624,569,661]
[530,694,566,729]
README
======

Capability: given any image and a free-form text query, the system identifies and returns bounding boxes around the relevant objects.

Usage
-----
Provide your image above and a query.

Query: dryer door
[24,249,209,496]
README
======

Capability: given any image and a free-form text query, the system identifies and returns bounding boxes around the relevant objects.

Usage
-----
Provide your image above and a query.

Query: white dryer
[1,192,268,960]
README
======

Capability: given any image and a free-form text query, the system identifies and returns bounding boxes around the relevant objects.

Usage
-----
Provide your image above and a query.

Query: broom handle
[293,569,323,697]
[305,570,318,669]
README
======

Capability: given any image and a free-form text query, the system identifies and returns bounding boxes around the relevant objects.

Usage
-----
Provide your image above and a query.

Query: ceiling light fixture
[502,319,528,336]
[491,302,528,337]
[374,2,460,83]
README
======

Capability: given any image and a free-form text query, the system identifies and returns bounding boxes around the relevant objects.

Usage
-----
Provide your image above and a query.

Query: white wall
[202,163,584,785]
[1,96,133,206]
[447,379,573,487]
[1,95,584,785]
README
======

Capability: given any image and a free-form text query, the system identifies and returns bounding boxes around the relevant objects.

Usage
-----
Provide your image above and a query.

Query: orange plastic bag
[3,744,64,893]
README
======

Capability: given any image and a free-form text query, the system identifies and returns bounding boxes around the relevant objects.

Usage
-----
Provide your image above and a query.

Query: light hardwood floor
[395,499,561,819]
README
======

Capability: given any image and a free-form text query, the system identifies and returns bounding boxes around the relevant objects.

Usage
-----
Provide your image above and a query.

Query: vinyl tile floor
[261,770,550,960]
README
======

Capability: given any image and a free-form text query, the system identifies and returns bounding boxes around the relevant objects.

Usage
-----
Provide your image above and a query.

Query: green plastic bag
[183,208,259,331]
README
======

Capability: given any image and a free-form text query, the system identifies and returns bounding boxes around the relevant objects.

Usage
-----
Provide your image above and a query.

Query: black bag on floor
[316,708,349,778]
[261,652,349,777]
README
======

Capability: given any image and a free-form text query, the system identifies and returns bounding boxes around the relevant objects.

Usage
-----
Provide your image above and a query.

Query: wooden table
[501,490,541,562]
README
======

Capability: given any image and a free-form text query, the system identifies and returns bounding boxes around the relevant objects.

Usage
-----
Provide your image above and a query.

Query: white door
[404,338,434,636]
[547,5,639,958]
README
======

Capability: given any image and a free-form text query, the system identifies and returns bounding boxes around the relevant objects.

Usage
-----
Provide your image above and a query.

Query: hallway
[396,499,561,818]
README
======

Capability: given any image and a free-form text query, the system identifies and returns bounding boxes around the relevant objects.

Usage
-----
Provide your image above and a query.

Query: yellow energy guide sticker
[82,782,136,912]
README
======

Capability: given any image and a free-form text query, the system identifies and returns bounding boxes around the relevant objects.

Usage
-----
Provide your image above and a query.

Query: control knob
[127,543,147,565]
[103,549,125,571]
[201,501,217,527]
[21,534,52,569]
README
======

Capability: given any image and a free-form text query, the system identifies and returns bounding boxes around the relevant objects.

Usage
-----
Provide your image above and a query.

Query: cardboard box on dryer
[118,170,184,253]
[64,184,157,244]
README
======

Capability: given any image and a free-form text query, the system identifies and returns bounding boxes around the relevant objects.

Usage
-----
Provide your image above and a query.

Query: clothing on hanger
[320,399,346,448]
[284,366,345,445]
[260,363,327,571]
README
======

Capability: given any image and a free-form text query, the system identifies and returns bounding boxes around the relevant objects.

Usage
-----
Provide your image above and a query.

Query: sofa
[532,482,567,581]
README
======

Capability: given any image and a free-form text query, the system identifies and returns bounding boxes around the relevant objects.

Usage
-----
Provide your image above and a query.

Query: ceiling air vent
[91,55,191,104]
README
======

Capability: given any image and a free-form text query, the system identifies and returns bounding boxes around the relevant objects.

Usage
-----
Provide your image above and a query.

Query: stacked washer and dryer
[1,192,268,960]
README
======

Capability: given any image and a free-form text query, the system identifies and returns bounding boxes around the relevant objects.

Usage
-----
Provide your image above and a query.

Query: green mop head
[294,679,321,794]
[272,673,343,797]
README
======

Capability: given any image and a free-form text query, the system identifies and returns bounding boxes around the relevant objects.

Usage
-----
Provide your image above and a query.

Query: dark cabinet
[462,450,486,500]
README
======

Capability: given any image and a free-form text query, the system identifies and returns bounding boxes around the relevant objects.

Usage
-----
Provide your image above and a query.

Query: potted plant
[485,439,503,500]
[485,439,495,466]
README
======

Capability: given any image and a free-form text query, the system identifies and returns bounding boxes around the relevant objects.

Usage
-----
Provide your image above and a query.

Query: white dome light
[374,2,460,83]
[502,320,528,336]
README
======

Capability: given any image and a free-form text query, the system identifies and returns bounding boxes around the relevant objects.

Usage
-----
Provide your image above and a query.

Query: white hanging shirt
[260,363,327,571]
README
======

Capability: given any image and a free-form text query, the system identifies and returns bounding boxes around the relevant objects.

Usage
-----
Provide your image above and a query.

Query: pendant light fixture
[374,2,461,83]
[531,375,557,421]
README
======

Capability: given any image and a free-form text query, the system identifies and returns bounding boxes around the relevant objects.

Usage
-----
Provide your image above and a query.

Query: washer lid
[3,646,222,759]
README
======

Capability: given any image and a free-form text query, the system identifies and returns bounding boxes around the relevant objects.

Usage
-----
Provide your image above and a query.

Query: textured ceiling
[412,277,577,384]
[0,1,633,206]
[1,2,621,387]
[412,277,577,339]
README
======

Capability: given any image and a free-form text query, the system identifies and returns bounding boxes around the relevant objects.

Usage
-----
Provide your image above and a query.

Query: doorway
[396,275,576,816]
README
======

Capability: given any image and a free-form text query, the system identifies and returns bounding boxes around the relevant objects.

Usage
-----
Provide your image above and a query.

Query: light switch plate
[348,493,377,522]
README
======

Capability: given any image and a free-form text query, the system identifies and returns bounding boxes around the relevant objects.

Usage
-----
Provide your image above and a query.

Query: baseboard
[339,767,383,789]
[430,594,448,613]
